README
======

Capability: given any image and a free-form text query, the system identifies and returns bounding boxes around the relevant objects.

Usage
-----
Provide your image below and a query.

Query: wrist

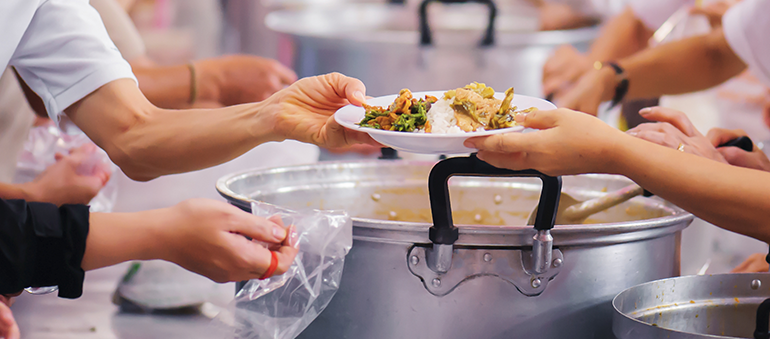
[16,182,42,202]
[596,66,618,102]
[193,60,224,103]
[250,93,288,143]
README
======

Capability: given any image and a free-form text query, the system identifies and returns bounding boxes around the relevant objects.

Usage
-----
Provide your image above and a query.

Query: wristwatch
[593,61,629,109]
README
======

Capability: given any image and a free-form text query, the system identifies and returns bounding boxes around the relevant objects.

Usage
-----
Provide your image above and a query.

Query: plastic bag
[14,124,118,213]
[210,201,353,339]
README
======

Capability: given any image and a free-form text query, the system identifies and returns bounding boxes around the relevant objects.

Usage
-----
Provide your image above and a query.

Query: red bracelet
[260,252,279,280]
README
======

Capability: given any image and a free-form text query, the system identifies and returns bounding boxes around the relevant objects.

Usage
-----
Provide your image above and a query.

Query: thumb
[326,73,366,106]
[514,109,563,130]
[707,128,746,147]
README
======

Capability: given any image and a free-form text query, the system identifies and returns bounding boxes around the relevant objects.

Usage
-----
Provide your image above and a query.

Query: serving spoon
[527,184,643,225]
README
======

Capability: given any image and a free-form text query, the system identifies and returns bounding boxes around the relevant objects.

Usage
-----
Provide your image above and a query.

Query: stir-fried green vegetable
[358,89,435,132]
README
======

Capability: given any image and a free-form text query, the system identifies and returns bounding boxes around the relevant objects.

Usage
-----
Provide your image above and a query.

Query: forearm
[131,62,220,109]
[0,183,31,201]
[66,79,280,181]
[81,209,167,271]
[587,7,653,61]
[621,29,746,99]
[613,135,770,242]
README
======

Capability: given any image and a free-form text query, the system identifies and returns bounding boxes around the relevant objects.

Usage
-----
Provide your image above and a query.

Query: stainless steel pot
[266,1,598,97]
[217,157,692,338]
[613,273,770,339]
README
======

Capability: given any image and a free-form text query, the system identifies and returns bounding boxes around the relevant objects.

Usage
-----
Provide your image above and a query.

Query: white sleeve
[628,0,694,30]
[8,0,137,123]
[722,0,770,88]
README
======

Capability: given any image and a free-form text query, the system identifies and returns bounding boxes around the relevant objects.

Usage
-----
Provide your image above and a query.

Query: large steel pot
[266,1,598,97]
[613,273,770,338]
[217,157,693,338]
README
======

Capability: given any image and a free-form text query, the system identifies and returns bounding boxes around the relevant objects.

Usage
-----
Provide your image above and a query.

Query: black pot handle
[755,298,770,339]
[428,154,562,245]
[419,0,497,47]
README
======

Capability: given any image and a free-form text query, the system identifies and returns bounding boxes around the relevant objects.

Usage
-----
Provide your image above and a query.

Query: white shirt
[3,0,136,123]
[722,0,770,87]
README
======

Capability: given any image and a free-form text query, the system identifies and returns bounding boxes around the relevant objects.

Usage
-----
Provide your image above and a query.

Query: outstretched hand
[465,108,625,176]
[264,73,379,149]
[21,144,111,206]
[626,107,727,163]
[707,127,770,171]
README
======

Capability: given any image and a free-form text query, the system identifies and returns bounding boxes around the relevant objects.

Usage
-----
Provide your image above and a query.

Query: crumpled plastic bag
[14,124,117,212]
[210,201,353,339]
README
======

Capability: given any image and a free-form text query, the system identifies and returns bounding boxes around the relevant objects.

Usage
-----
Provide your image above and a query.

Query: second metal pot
[266,1,598,97]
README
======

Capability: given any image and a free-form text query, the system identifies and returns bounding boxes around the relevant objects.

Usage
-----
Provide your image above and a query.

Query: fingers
[231,210,288,244]
[0,302,19,339]
[638,107,698,137]
[627,130,679,149]
[466,133,532,154]
[706,127,747,147]
[272,62,298,85]
[515,109,563,129]
[324,73,367,106]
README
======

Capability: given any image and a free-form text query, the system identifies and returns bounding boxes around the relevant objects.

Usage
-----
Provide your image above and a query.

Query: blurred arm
[620,29,746,99]
[587,7,654,62]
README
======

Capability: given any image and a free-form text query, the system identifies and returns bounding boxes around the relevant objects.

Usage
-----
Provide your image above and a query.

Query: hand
[627,107,727,163]
[198,55,298,105]
[465,108,626,176]
[555,67,615,116]
[706,128,770,171]
[731,253,769,273]
[158,199,299,283]
[690,0,739,28]
[542,45,593,98]
[263,72,379,149]
[0,300,18,339]
[20,144,111,206]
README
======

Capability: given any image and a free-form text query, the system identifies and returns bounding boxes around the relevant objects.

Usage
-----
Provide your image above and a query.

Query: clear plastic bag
[14,124,118,213]
[210,201,353,339]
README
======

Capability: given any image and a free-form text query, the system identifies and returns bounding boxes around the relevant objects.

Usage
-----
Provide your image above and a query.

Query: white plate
[334,90,557,154]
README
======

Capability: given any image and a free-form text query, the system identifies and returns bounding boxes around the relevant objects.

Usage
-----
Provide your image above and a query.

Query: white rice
[425,98,465,134]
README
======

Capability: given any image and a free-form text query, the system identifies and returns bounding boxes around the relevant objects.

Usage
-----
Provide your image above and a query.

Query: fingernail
[514,113,528,122]
[273,225,287,240]
[476,152,486,161]
[627,131,638,137]
[353,91,366,103]
[639,107,652,115]
[464,139,476,148]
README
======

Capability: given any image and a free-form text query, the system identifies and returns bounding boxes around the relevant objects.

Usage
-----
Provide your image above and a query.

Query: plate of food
[334,83,557,154]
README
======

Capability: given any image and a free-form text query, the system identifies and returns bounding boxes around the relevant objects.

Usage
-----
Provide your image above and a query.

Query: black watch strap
[604,61,628,109]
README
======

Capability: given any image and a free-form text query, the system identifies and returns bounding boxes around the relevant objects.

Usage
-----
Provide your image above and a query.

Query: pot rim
[216,160,694,246]
[264,3,599,47]
[611,273,770,338]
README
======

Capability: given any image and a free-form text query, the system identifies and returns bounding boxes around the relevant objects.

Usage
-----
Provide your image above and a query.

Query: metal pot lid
[613,273,770,339]
[264,3,598,47]
[217,160,692,247]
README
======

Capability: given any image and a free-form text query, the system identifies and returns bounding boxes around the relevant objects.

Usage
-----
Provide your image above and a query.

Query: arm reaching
[558,28,747,115]
[466,108,770,243]
[543,7,654,98]
[83,199,298,283]
[65,73,376,181]
[132,55,298,109]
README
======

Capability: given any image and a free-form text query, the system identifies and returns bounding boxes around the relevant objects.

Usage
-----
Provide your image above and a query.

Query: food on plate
[358,83,537,133]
